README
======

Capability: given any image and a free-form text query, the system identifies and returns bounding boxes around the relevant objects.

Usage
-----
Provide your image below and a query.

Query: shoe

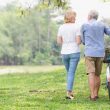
[66,95,74,100]
[95,96,99,99]
[89,96,96,101]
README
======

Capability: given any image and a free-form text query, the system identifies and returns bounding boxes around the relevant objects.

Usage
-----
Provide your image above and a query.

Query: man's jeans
[62,53,80,91]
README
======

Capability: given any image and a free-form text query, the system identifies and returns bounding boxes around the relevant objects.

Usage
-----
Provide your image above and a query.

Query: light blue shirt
[81,19,110,57]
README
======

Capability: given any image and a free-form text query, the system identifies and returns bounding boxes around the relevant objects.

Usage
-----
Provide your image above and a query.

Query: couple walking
[57,9,110,101]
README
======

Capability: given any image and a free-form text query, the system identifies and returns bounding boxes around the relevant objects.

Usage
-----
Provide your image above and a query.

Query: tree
[38,0,69,8]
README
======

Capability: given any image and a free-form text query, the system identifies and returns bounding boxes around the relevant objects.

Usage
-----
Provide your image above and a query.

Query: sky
[0,0,14,6]
[70,0,110,24]
[0,0,109,24]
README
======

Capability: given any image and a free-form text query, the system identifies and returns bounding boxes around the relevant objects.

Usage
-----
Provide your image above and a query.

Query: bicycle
[103,47,110,100]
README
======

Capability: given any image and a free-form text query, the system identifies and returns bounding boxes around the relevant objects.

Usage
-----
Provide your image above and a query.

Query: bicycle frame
[106,63,110,100]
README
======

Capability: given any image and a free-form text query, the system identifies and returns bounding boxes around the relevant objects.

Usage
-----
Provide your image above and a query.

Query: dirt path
[0,66,63,75]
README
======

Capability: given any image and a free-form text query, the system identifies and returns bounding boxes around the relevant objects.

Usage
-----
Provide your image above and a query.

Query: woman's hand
[76,35,81,45]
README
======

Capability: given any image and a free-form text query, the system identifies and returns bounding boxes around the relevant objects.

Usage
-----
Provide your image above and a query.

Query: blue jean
[62,53,80,91]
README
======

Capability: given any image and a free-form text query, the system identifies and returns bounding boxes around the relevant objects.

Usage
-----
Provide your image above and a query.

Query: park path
[0,67,25,75]
[0,66,64,75]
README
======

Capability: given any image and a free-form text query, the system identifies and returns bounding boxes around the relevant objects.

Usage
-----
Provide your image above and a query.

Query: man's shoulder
[96,20,104,24]
[83,21,104,26]
[81,22,89,29]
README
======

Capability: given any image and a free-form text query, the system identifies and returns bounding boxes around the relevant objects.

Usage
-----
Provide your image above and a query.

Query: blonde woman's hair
[64,10,76,23]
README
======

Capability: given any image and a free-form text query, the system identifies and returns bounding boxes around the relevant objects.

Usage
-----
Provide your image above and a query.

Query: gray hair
[88,10,99,20]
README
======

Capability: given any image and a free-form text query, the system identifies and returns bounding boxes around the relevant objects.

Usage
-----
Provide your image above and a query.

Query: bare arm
[57,36,63,45]
[76,35,81,45]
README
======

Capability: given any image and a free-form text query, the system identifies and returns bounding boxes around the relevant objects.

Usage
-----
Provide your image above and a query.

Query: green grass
[0,61,110,110]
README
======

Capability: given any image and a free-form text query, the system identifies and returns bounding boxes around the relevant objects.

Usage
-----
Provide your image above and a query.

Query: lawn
[0,61,110,110]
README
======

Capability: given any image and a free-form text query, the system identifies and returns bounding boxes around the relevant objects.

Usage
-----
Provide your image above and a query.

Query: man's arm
[104,25,110,36]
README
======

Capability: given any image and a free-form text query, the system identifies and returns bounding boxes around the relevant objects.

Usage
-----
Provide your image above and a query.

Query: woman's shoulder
[59,24,65,28]
[59,23,80,29]
[59,24,70,30]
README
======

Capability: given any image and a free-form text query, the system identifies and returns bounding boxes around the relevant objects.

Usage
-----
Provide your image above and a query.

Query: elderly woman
[57,9,81,100]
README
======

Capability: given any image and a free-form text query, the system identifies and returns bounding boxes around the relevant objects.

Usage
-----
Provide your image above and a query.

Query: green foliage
[104,35,110,48]
[0,5,61,65]
[38,0,69,9]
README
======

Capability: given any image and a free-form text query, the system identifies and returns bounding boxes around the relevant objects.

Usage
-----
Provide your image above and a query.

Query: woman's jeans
[62,53,80,91]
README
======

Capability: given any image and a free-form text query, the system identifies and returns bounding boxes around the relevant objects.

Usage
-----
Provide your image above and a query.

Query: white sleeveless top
[57,23,81,54]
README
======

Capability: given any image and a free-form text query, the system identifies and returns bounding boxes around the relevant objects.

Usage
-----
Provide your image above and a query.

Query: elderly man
[81,10,110,101]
